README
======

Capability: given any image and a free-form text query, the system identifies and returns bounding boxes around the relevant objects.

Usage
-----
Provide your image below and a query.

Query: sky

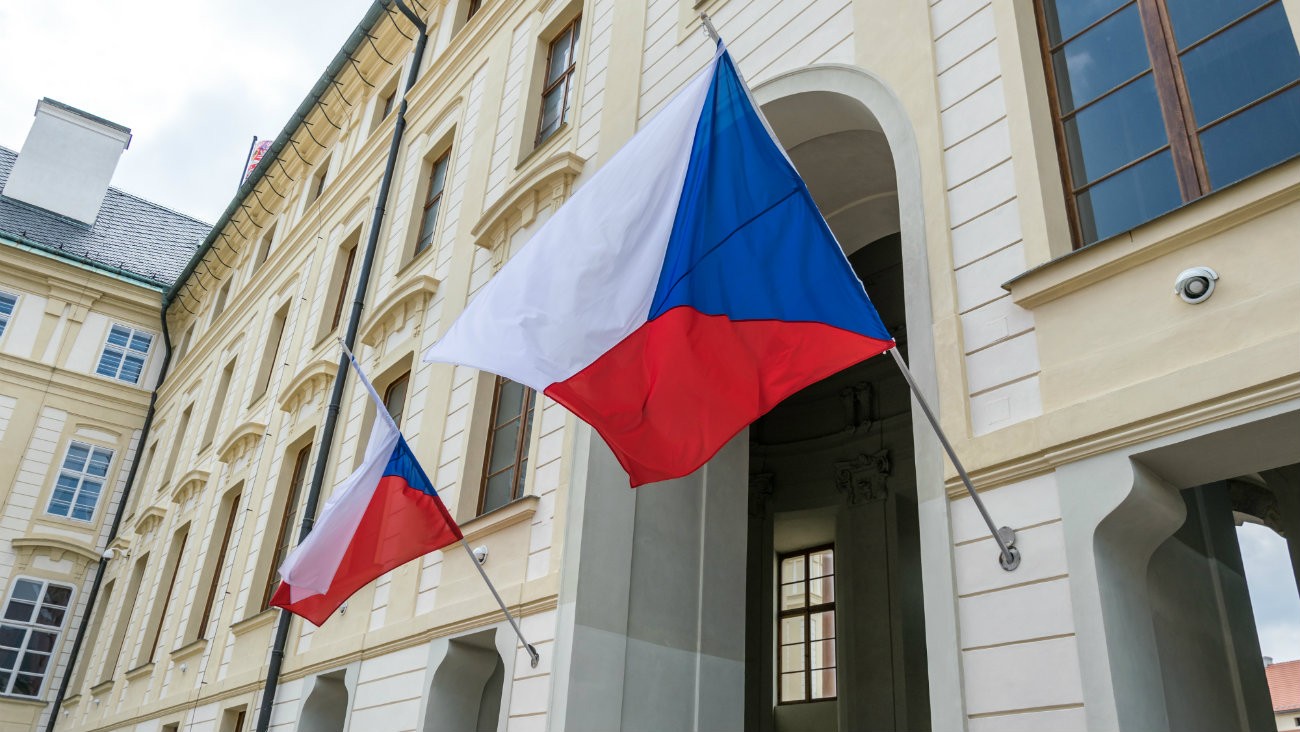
[0,1,370,224]
[1239,522,1300,663]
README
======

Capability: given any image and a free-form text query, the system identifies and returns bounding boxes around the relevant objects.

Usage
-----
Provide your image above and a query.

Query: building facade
[0,101,208,731]
[46,0,1300,731]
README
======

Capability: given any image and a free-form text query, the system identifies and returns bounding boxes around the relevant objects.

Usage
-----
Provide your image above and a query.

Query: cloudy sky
[0,1,369,224]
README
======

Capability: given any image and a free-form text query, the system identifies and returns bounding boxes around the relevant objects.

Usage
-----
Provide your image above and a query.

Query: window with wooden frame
[383,370,411,429]
[261,444,312,609]
[414,151,451,256]
[195,492,240,640]
[777,545,837,704]
[468,0,483,21]
[140,526,187,666]
[328,241,358,333]
[479,376,536,515]
[536,16,581,146]
[308,157,331,204]
[1035,0,1300,246]
[251,305,288,404]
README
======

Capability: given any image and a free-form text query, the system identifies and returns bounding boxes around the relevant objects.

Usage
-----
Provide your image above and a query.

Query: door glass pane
[1180,4,1300,125]
[779,672,806,703]
[1201,85,1300,187]
[1062,75,1168,187]
[1042,0,1128,44]
[1075,150,1182,243]
[1165,0,1271,49]
[1051,4,1149,113]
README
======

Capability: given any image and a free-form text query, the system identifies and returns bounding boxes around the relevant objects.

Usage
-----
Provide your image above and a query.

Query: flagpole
[458,540,541,668]
[889,348,1021,570]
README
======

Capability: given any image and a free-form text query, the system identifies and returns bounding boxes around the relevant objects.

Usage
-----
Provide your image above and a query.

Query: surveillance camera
[1174,266,1218,304]
[473,545,489,565]
[102,548,115,560]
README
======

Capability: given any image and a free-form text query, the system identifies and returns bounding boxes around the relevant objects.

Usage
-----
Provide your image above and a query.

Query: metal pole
[699,12,721,44]
[459,540,540,668]
[889,348,1020,570]
[239,136,258,192]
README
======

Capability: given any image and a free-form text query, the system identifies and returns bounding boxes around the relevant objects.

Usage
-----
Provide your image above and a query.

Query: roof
[1268,659,1300,712]
[0,145,211,288]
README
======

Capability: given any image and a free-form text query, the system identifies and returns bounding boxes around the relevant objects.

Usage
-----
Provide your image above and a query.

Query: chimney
[2,98,132,225]
[1265,656,1275,666]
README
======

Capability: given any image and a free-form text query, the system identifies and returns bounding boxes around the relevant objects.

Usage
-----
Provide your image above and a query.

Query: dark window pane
[1076,150,1182,242]
[1180,4,1300,125]
[547,28,574,84]
[539,88,565,142]
[12,581,40,603]
[18,651,48,674]
[1165,0,1270,48]
[1201,85,1300,187]
[482,470,514,514]
[3,602,34,623]
[36,606,65,628]
[0,648,15,670]
[11,672,41,696]
[1063,75,1168,186]
[488,421,521,474]
[25,631,55,653]
[0,626,24,648]
[1042,0,1129,43]
[495,381,526,426]
[43,585,71,608]
[1051,4,1149,112]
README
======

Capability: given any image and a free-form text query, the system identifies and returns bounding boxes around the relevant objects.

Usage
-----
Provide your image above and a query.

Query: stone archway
[550,64,953,732]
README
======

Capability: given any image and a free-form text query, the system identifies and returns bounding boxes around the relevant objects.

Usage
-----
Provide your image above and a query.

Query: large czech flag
[271,355,461,626]
[424,49,894,487]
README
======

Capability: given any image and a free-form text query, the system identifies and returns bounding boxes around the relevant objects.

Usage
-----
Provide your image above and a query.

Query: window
[252,305,288,403]
[537,17,581,146]
[415,152,451,255]
[100,555,147,683]
[174,324,194,363]
[220,707,248,732]
[47,440,113,521]
[262,444,312,609]
[1036,0,1300,246]
[0,291,16,338]
[141,527,188,666]
[164,406,193,483]
[777,546,836,704]
[480,377,536,515]
[381,90,397,120]
[383,370,411,428]
[309,158,331,204]
[255,222,276,269]
[212,278,233,322]
[69,580,111,692]
[467,0,483,20]
[328,242,358,333]
[196,492,241,640]
[96,324,152,384]
[0,578,72,697]
[202,360,235,449]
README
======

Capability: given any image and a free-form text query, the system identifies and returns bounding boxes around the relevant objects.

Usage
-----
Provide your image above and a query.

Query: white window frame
[46,440,114,522]
[0,291,17,340]
[0,576,74,698]
[96,323,153,384]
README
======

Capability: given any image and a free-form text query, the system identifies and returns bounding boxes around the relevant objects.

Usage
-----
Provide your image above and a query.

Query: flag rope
[889,348,1021,570]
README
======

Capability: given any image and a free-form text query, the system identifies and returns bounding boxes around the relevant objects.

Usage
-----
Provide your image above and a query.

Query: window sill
[0,692,47,706]
[518,123,573,172]
[1006,157,1300,309]
[123,662,154,682]
[169,637,207,663]
[89,679,114,697]
[231,607,277,637]
[459,495,539,544]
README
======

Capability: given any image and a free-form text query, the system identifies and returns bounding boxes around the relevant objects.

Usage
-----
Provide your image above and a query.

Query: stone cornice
[358,274,440,348]
[278,359,337,413]
[471,151,586,253]
[171,469,210,506]
[132,506,167,536]
[216,420,268,465]
[10,536,100,566]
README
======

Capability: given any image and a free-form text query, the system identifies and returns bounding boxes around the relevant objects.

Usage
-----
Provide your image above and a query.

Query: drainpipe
[45,302,174,731]
[254,3,427,730]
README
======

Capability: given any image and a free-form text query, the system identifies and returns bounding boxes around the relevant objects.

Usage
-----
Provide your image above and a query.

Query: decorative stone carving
[278,359,336,414]
[471,151,585,269]
[217,420,267,467]
[834,450,891,504]
[171,469,210,506]
[358,274,440,351]
[133,506,167,536]
[11,536,100,574]
[749,472,776,517]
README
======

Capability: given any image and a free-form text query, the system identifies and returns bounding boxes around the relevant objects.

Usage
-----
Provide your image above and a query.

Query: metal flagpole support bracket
[459,539,541,668]
[699,12,721,44]
[887,348,1021,571]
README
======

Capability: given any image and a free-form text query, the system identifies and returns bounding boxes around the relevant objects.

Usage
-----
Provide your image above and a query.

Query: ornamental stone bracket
[217,420,268,467]
[358,274,441,350]
[470,150,585,269]
[11,536,101,574]
[278,359,336,414]
[834,450,891,504]
[133,506,167,536]
[171,469,210,506]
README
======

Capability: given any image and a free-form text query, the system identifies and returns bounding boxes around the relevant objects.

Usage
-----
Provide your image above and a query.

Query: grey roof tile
[0,146,211,286]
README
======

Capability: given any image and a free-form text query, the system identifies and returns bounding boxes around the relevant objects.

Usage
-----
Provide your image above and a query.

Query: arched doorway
[552,65,948,732]
[743,88,930,732]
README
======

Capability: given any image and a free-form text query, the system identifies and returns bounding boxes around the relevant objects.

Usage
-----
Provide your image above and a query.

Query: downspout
[254,3,427,730]
[45,301,174,732]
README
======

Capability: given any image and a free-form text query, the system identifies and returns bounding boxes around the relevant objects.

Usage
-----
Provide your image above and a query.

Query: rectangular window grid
[777,546,837,704]
[0,578,73,697]
[263,445,312,609]
[47,441,113,521]
[0,292,16,339]
[537,17,581,146]
[480,377,536,515]
[96,324,152,384]
[1036,0,1300,246]
[384,371,411,429]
